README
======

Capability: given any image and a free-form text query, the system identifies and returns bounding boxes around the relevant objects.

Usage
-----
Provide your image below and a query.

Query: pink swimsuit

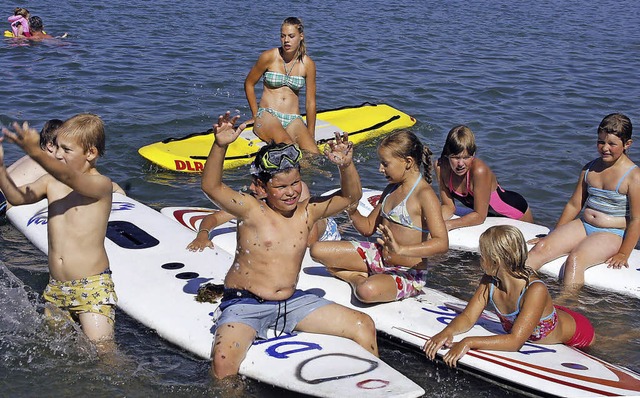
[448,170,529,219]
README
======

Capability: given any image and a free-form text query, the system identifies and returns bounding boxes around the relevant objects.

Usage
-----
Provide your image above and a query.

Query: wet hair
[598,113,632,146]
[57,114,106,156]
[252,141,301,184]
[441,125,477,159]
[39,119,63,150]
[13,7,29,18]
[28,16,43,32]
[282,17,306,61]
[379,130,434,184]
[479,225,534,284]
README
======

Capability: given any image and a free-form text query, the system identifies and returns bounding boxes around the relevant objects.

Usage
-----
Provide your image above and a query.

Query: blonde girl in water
[310,130,449,303]
[245,17,319,153]
[437,125,533,231]
[526,113,640,292]
[423,225,595,368]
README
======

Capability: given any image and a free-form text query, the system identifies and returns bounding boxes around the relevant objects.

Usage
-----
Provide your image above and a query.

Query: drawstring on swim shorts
[274,300,287,337]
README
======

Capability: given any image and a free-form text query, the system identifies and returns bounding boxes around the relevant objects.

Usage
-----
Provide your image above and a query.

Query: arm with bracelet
[186,210,235,252]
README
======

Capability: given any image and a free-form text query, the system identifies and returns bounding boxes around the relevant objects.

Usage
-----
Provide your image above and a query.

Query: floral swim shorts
[350,241,427,300]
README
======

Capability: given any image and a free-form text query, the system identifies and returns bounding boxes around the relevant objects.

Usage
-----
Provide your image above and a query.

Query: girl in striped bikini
[526,113,640,292]
[244,17,319,153]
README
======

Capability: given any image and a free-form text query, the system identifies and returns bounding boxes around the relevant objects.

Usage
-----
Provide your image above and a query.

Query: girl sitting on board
[310,130,448,303]
[437,125,533,231]
[423,225,595,367]
[526,113,640,292]
[244,17,319,154]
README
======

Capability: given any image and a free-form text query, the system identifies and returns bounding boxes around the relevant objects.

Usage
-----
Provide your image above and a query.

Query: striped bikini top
[263,58,305,91]
[490,279,558,341]
[584,160,637,217]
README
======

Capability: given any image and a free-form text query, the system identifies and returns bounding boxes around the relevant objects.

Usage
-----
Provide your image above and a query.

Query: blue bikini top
[584,160,636,217]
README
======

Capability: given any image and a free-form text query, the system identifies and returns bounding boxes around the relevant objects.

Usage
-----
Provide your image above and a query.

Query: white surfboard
[161,197,640,397]
[6,194,424,398]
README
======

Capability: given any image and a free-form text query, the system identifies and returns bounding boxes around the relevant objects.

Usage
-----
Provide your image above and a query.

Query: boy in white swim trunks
[0,114,117,352]
[201,111,378,380]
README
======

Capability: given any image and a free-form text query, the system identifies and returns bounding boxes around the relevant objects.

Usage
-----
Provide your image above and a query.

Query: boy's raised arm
[201,112,250,217]
[2,122,112,200]
[314,133,362,218]
[0,138,47,205]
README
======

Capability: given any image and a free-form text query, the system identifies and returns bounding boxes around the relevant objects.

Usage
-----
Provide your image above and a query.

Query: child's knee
[210,351,240,379]
[78,311,114,342]
[354,282,383,303]
[352,314,377,353]
[530,238,549,254]
[309,242,328,263]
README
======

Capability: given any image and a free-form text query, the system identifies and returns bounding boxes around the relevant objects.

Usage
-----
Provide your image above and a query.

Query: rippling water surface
[1,1,639,396]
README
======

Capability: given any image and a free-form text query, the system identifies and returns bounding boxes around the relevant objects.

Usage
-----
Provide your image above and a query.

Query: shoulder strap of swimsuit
[283,57,298,76]
[405,176,421,199]
[584,159,598,183]
[488,281,499,312]
[512,279,541,311]
[517,279,545,308]
[615,164,638,192]
[528,279,545,288]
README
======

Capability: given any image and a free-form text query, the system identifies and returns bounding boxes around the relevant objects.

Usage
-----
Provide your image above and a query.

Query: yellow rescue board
[138,103,416,172]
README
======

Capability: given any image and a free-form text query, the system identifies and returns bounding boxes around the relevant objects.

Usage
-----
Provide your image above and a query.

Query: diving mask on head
[250,143,303,176]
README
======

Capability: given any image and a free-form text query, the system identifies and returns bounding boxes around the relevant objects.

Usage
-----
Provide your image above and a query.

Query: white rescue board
[161,191,640,397]
[6,194,424,398]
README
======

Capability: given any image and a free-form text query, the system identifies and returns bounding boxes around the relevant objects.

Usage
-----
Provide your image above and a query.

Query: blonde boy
[202,112,378,379]
[0,114,116,349]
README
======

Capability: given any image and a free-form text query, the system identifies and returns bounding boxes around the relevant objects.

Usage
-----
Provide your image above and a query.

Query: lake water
[1,0,639,396]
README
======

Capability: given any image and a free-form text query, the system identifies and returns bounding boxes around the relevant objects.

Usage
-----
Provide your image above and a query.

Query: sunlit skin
[244,21,318,153]
[0,120,115,348]
[259,170,303,215]
[310,140,448,304]
[448,152,474,176]
[186,180,326,252]
[423,228,588,367]
[375,146,448,267]
[201,112,377,379]
[3,136,58,210]
[437,149,534,230]
[526,130,640,291]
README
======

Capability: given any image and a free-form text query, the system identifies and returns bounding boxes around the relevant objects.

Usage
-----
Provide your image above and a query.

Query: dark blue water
[1,0,638,396]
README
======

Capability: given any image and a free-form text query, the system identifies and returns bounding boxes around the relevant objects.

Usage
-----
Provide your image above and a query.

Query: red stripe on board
[394,327,640,395]
[171,209,212,231]
[473,349,640,393]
